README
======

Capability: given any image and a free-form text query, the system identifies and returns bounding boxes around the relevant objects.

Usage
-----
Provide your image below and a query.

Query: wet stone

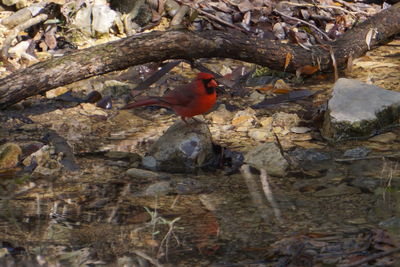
[126,167,169,180]
[379,217,400,229]
[142,120,216,173]
[105,151,141,161]
[350,177,381,193]
[343,147,371,158]
[369,132,397,143]
[244,142,289,177]
[172,178,205,194]
[314,183,361,197]
[105,160,129,167]
[142,181,172,196]
[346,217,367,225]
[291,148,331,163]
[0,143,22,169]
[18,123,39,132]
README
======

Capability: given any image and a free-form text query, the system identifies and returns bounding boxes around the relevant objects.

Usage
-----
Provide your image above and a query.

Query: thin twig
[274,10,334,42]
[157,217,181,261]
[280,1,370,16]
[260,169,283,223]
[240,164,270,221]
[334,0,371,15]
[133,250,164,267]
[175,0,247,32]
[1,13,48,59]
[339,247,400,267]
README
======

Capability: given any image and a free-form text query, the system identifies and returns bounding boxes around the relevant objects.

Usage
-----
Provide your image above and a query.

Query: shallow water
[1,38,400,266]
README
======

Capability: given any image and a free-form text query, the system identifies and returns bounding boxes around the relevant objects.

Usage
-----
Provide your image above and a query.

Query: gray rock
[105,160,129,167]
[350,177,380,193]
[322,78,400,140]
[105,151,131,159]
[142,120,216,173]
[172,178,205,194]
[22,145,62,176]
[291,148,331,163]
[244,142,289,177]
[314,183,361,197]
[105,151,141,162]
[126,167,169,180]
[73,5,92,34]
[143,181,172,196]
[272,112,300,128]
[379,217,400,229]
[343,147,371,158]
[92,3,117,34]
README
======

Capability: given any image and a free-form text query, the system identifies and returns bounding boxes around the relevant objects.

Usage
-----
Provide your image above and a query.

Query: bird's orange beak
[208,79,218,88]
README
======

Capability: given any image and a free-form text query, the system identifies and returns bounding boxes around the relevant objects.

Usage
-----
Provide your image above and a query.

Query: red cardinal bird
[122,72,218,122]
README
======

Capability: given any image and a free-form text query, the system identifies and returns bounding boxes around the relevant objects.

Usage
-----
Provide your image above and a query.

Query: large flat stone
[322,78,400,140]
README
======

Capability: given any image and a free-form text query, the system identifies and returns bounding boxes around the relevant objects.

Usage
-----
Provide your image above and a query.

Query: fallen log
[0,2,399,109]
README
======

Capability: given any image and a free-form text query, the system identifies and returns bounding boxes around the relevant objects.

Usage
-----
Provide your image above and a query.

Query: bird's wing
[160,82,197,106]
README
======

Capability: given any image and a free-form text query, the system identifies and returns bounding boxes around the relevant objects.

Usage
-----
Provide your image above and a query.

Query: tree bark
[0,2,399,109]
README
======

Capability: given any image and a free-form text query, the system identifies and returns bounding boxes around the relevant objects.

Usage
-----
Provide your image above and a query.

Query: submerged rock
[291,148,331,163]
[244,142,289,177]
[314,183,361,197]
[350,177,380,193]
[22,145,63,176]
[343,147,371,158]
[126,167,169,180]
[322,78,400,140]
[0,143,22,169]
[272,112,300,129]
[142,120,216,173]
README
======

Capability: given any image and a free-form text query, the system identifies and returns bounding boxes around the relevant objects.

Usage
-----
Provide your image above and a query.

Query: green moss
[324,104,400,141]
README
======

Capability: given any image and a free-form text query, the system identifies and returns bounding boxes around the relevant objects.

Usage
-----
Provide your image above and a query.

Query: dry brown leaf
[284,52,292,71]
[272,88,291,94]
[257,85,274,91]
[296,65,319,78]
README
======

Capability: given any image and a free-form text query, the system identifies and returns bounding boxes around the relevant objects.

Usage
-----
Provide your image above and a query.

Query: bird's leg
[181,116,188,124]
[191,117,207,124]
[191,117,201,123]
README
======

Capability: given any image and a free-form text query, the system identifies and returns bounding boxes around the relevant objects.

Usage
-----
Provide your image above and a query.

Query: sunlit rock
[206,104,233,124]
[244,142,288,177]
[0,143,22,169]
[272,112,300,129]
[322,78,400,140]
[231,108,257,127]
[142,120,216,173]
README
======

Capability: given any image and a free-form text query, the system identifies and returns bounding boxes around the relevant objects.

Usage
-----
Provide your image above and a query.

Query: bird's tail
[121,97,167,109]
